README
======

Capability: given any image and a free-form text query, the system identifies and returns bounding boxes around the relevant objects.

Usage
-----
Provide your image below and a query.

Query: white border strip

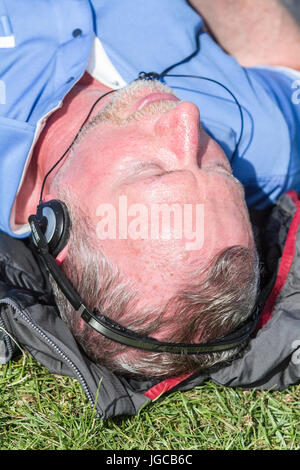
[10,102,63,235]
[86,35,127,89]
[0,35,15,48]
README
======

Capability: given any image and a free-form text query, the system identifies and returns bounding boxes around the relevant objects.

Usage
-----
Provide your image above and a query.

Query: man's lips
[133,92,179,112]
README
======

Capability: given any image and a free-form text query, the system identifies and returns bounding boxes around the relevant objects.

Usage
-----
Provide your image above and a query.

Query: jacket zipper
[0,297,102,418]
[0,312,14,358]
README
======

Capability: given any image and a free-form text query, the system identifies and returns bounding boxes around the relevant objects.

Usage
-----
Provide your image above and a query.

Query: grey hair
[49,188,260,379]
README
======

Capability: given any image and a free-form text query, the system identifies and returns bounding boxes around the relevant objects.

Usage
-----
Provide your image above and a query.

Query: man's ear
[56,244,69,266]
[42,193,69,265]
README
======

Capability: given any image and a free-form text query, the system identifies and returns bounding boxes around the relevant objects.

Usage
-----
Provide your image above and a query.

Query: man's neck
[14,73,112,225]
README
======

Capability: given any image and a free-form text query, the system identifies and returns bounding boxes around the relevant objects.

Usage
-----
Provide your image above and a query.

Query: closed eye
[205,162,232,174]
[204,163,245,194]
[118,160,166,185]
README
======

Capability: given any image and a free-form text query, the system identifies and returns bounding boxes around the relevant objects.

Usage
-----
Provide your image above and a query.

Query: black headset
[28,40,259,355]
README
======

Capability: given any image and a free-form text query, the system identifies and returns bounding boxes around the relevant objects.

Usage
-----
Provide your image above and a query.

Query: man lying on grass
[1,0,300,379]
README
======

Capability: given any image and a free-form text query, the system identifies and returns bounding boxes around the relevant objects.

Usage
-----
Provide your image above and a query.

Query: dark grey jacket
[0,192,299,419]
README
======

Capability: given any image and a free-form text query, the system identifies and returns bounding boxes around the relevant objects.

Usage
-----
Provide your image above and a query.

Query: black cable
[39,89,116,204]
[160,26,202,77]
[162,73,244,164]
[137,71,244,164]
[137,26,244,165]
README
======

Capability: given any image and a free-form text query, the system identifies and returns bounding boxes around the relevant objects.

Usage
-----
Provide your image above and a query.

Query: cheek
[202,176,252,248]
[213,181,236,201]
[208,197,252,249]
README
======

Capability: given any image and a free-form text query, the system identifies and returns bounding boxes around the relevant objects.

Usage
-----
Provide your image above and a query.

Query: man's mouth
[133,92,179,113]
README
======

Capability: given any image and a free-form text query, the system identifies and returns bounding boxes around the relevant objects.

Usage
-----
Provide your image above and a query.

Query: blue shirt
[1,0,300,237]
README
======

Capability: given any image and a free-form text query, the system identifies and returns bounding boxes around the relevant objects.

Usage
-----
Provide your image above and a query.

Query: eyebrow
[128,160,163,172]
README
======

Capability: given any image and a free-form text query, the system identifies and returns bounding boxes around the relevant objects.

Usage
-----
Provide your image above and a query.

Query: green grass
[0,353,299,450]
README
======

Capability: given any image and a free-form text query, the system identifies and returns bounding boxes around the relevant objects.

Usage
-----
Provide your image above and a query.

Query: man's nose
[154,101,200,167]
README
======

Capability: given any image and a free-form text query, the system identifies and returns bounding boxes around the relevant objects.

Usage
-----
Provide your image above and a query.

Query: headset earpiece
[35,200,71,258]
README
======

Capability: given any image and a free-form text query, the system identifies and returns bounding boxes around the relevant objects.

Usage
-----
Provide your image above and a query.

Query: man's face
[54,80,253,311]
